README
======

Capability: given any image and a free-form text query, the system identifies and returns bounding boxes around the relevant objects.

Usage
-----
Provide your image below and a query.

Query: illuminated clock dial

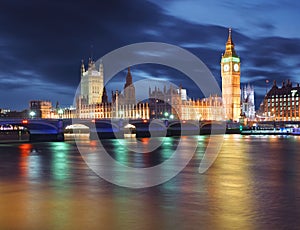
[223,64,229,72]
[234,63,239,72]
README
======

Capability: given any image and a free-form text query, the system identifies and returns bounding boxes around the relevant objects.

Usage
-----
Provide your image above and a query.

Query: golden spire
[223,28,238,58]
[227,28,232,44]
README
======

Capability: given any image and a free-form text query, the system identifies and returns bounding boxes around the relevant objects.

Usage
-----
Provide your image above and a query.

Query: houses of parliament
[76,29,254,122]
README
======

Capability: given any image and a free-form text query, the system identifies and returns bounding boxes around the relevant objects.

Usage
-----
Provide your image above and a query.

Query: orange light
[22,120,28,124]
[143,119,148,123]
[182,120,186,124]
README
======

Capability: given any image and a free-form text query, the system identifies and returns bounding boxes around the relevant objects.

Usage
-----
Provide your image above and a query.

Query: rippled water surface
[0,135,300,229]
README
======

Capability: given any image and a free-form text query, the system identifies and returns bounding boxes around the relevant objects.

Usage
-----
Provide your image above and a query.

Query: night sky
[1,0,300,110]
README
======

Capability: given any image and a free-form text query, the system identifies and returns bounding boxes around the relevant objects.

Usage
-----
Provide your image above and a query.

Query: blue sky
[0,0,300,110]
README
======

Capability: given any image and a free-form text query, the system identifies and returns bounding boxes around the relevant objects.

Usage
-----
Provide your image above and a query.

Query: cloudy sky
[1,0,300,110]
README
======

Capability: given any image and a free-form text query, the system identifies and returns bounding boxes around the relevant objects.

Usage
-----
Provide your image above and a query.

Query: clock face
[223,64,229,72]
[234,63,239,72]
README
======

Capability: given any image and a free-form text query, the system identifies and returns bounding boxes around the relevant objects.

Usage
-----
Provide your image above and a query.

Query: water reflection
[0,135,300,229]
[206,135,256,229]
[18,143,32,178]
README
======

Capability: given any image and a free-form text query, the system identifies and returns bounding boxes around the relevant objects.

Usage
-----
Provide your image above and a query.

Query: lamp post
[164,112,169,118]
[29,111,36,119]
[58,109,63,119]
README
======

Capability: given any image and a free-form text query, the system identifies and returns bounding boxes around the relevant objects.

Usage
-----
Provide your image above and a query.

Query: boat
[0,124,30,142]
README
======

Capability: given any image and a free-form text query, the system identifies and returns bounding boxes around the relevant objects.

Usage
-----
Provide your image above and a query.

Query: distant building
[52,106,77,119]
[0,109,11,118]
[258,80,300,121]
[241,84,255,120]
[29,100,52,118]
[0,109,28,119]
[148,85,223,120]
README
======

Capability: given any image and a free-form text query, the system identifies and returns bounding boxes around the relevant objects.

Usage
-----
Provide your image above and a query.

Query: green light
[50,143,70,181]
[112,139,128,164]
[222,57,240,63]
[164,112,169,117]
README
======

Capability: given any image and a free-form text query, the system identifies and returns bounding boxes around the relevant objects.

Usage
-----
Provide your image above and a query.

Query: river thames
[0,134,299,229]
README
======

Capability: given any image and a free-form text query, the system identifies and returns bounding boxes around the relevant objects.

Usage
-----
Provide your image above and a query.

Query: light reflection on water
[0,135,300,229]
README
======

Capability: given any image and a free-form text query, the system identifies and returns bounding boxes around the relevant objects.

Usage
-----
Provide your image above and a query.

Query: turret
[81,60,85,76]
[99,59,104,75]
[101,87,108,103]
[124,67,133,88]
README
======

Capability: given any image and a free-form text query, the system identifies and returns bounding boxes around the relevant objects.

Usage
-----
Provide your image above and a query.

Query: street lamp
[169,114,174,119]
[164,112,169,118]
[29,111,36,119]
[58,109,63,118]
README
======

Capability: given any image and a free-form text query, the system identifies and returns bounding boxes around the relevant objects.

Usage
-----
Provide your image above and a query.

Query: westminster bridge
[1,118,297,142]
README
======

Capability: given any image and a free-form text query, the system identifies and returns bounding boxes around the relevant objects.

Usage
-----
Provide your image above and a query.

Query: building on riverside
[76,29,249,121]
[148,85,223,120]
[29,100,52,119]
[258,80,300,121]
[77,66,149,119]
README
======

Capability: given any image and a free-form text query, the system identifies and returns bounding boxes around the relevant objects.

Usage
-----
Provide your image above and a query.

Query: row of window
[268,97,298,102]
[268,102,299,106]
[271,94,299,98]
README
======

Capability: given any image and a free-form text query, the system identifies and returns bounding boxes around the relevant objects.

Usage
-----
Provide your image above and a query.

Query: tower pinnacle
[125,67,133,87]
[123,66,136,105]
[228,28,232,43]
[223,28,237,58]
[81,59,85,75]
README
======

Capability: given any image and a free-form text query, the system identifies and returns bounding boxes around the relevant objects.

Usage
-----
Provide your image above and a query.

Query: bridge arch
[65,124,90,133]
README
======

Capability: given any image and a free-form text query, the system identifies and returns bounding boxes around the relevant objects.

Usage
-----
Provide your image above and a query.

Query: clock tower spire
[221,28,241,121]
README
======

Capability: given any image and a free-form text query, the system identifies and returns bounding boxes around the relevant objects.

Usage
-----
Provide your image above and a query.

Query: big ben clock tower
[221,28,241,121]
